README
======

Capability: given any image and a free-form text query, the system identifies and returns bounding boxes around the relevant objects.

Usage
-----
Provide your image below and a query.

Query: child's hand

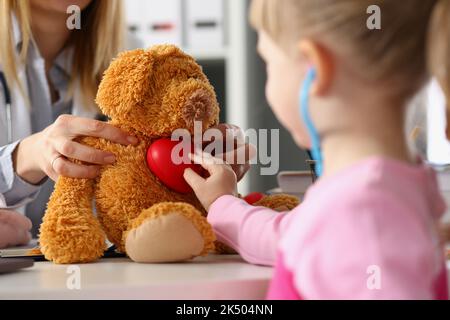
[0,210,32,249]
[184,152,238,211]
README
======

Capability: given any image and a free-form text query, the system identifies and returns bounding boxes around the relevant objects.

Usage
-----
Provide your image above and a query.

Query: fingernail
[105,155,116,164]
[89,166,100,176]
[127,136,138,145]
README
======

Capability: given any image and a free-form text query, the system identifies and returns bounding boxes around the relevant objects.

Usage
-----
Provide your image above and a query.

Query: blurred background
[124,0,450,197]
[125,0,309,194]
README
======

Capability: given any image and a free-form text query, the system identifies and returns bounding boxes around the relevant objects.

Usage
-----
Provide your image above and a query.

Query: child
[184,0,449,299]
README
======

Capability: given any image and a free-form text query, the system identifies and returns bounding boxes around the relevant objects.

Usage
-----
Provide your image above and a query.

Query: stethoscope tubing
[0,72,13,144]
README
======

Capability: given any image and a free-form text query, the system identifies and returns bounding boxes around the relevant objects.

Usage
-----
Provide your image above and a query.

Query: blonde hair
[250,0,449,104]
[0,0,125,110]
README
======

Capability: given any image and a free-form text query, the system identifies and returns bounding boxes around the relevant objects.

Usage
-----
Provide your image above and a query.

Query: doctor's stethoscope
[0,72,12,144]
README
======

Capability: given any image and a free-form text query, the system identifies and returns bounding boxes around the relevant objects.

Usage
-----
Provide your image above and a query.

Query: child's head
[250,0,450,148]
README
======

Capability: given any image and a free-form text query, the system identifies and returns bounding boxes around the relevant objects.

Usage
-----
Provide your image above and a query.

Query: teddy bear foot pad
[125,212,208,263]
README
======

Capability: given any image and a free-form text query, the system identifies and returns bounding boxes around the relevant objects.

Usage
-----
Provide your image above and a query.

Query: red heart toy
[146,139,204,194]
[243,192,265,205]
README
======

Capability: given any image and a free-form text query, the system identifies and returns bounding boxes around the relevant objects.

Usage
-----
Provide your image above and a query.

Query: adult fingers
[216,143,257,165]
[54,115,138,145]
[15,229,32,246]
[0,210,32,230]
[204,123,245,145]
[203,124,257,165]
[231,163,251,182]
[0,224,31,248]
[210,143,255,182]
[54,139,116,165]
[51,156,100,180]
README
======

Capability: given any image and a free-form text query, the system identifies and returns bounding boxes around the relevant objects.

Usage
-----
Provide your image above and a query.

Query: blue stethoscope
[0,72,12,144]
[300,68,323,177]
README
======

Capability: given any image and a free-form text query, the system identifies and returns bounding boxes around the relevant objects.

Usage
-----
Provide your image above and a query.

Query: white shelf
[182,47,229,61]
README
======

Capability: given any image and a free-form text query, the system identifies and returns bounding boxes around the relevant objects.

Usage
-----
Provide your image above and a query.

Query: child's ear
[298,40,334,96]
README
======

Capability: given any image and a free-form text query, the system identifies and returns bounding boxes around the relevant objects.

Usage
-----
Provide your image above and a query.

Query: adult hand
[202,123,256,181]
[0,210,32,249]
[13,115,139,183]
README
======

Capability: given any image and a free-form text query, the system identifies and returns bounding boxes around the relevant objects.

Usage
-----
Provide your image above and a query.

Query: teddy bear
[39,45,299,264]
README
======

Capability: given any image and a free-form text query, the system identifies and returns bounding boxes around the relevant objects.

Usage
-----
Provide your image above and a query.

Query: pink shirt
[208,157,448,299]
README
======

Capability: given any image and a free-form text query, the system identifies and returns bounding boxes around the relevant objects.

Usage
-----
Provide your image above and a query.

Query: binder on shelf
[185,0,225,50]
[125,0,145,41]
[125,0,183,47]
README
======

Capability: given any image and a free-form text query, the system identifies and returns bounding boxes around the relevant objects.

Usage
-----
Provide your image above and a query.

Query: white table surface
[0,255,273,300]
[1,250,449,300]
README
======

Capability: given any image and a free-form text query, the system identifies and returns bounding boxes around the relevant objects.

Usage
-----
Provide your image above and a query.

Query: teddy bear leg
[253,194,300,212]
[123,202,215,263]
[39,177,106,264]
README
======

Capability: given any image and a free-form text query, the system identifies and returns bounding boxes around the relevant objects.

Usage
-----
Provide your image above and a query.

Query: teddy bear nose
[182,89,214,128]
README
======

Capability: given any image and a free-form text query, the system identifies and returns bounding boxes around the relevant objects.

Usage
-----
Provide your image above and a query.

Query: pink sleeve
[208,195,294,266]
[288,195,437,299]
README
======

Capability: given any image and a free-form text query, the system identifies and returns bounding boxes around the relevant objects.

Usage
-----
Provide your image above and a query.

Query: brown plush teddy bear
[39,45,299,264]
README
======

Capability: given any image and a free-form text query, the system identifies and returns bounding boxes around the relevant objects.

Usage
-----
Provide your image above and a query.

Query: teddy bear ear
[96,49,154,118]
[181,85,220,130]
[153,77,219,136]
